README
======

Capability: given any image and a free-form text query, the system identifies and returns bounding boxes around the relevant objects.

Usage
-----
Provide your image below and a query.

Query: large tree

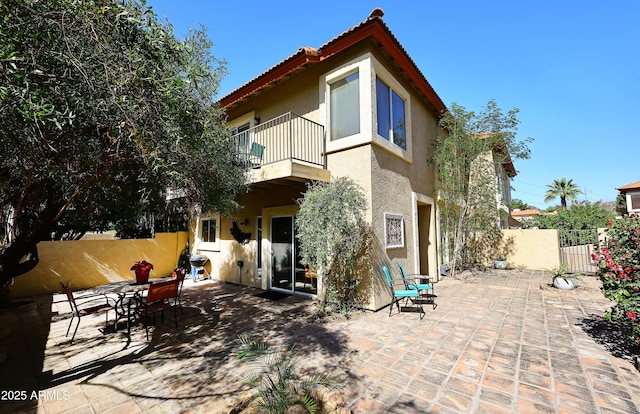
[544,178,583,210]
[432,100,533,272]
[0,0,247,287]
[295,178,370,314]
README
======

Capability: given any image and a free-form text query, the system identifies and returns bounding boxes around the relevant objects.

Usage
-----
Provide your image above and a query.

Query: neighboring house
[616,181,640,215]
[470,141,516,230]
[190,9,445,310]
[511,209,543,228]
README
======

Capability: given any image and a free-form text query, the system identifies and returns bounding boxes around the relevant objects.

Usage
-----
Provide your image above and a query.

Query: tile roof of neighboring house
[511,209,543,217]
[616,181,640,192]
[219,8,446,113]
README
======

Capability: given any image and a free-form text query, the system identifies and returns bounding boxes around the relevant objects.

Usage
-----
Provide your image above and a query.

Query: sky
[147,0,639,210]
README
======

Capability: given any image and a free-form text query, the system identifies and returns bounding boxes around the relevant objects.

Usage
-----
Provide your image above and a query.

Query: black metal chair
[59,282,116,344]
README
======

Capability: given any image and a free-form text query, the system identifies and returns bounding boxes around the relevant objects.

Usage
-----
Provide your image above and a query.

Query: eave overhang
[219,8,446,114]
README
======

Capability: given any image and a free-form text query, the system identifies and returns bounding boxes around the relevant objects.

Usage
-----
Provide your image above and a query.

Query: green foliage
[511,199,536,210]
[432,100,532,271]
[527,202,614,230]
[233,336,342,414]
[593,215,640,343]
[546,264,567,281]
[544,178,583,210]
[295,178,369,313]
[0,0,247,281]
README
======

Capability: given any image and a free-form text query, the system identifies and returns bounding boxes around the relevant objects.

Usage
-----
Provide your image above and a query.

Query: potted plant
[131,260,154,284]
[548,264,577,290]
[494,255,507,269]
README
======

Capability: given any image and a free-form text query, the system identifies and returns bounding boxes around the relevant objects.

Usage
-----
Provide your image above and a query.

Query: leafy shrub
[232,335,342,414]
[592,214,640,342]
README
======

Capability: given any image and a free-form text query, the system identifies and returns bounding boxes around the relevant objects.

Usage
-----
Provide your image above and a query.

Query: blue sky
[147,0,639,209]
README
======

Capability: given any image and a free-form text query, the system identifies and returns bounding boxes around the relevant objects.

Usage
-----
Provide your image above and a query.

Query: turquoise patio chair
[382,266,424,319]
[248,142,265,168]
[398,263,436,310]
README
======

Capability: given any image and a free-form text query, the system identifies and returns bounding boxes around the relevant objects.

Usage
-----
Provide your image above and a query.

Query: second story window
[330,71,360,140]
[376,76,406,150]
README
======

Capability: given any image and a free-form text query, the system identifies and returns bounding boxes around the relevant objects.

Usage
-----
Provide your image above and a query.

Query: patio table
[94,278,169,332]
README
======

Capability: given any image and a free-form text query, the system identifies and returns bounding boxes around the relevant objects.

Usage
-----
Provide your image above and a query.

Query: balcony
[233,112,330,184]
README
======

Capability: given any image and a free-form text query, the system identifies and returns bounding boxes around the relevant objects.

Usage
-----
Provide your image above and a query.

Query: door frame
[261,205,317,297]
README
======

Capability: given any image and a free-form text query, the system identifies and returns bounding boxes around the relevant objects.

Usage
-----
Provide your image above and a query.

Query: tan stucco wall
[501,229,561,270]
[11,232,188,298]
[223,44,443,311]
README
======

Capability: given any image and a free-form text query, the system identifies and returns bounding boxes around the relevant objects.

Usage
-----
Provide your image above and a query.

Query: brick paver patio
[1,269,639,413]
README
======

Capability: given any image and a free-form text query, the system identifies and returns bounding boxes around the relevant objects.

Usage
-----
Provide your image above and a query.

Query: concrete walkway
[1,269,639,413]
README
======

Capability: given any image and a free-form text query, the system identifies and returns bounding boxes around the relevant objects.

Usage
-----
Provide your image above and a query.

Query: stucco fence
[9,228,604,298]
[10,232,189,298]
[498,228,605,273]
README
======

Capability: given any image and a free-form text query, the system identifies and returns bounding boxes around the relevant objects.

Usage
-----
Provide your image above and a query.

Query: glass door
[270,216,316,295]
[271,216,294,291]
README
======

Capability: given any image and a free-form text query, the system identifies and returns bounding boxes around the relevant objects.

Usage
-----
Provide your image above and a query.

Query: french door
[270,216,316,296]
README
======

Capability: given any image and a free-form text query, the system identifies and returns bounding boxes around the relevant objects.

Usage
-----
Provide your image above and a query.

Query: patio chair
[303,264,317,288]
[382,266,424,319]
[248,142,265,168]
[171,267,187,313]
[59,282,116,344]
[134,279,180,340]
[398,264,436,310]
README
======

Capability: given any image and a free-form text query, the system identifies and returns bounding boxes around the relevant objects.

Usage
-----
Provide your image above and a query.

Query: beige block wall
[501,229,561,270]
[11,232,188,297]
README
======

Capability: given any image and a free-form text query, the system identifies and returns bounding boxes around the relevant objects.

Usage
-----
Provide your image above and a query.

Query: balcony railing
[233,112,326,169]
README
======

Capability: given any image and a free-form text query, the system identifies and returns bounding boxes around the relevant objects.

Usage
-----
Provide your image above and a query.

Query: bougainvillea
[592,214,640,343]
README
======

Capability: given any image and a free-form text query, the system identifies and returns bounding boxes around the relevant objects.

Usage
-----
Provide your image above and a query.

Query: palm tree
[544,178,583,210]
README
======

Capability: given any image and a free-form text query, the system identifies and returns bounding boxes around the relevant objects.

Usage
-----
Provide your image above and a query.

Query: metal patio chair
[133,279,180,340]
[59,282,116,344]
[382,266,424,319]
[398,263,436,310]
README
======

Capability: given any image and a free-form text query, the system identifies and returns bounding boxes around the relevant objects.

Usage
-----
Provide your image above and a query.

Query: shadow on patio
[0,280,361,413]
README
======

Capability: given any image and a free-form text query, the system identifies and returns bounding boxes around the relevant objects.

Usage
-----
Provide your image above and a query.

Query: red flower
[131,260,154,271]
[607,221,613,226]
[626,311,637,320]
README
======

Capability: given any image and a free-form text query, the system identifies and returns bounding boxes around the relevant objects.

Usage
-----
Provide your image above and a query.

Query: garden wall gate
[558,229,598,275]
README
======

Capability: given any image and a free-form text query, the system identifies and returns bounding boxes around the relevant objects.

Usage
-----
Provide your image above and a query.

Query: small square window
[198,215,221,251]
[631,194,640,211]
[201,219,217,243]
[384,213,404,249]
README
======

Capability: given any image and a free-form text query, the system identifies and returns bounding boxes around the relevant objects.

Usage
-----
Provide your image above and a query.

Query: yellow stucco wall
[11,232,188,297]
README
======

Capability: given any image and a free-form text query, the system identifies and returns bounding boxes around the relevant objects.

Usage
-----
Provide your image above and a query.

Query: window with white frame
[384,213,404,249]
[198,215,220,251]
[329,70,360,140]
[630,193,640,211]
[376,76,406,150]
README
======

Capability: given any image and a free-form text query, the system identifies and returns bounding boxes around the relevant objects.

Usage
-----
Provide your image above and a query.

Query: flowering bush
[592,214,640,343]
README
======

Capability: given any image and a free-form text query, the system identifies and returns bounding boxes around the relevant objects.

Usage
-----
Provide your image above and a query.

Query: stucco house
[190,9,446,311]
[616,181,640,215]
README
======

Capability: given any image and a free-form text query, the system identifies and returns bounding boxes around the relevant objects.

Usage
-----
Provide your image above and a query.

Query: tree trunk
[0,203,61,285]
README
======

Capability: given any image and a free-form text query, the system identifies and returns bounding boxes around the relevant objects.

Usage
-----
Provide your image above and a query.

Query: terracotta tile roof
[219,8,446,113]
[511,209,543,217]
[616,181,640,192]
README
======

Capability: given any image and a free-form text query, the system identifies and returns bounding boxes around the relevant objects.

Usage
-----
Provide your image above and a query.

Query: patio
[1,269,640,413]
